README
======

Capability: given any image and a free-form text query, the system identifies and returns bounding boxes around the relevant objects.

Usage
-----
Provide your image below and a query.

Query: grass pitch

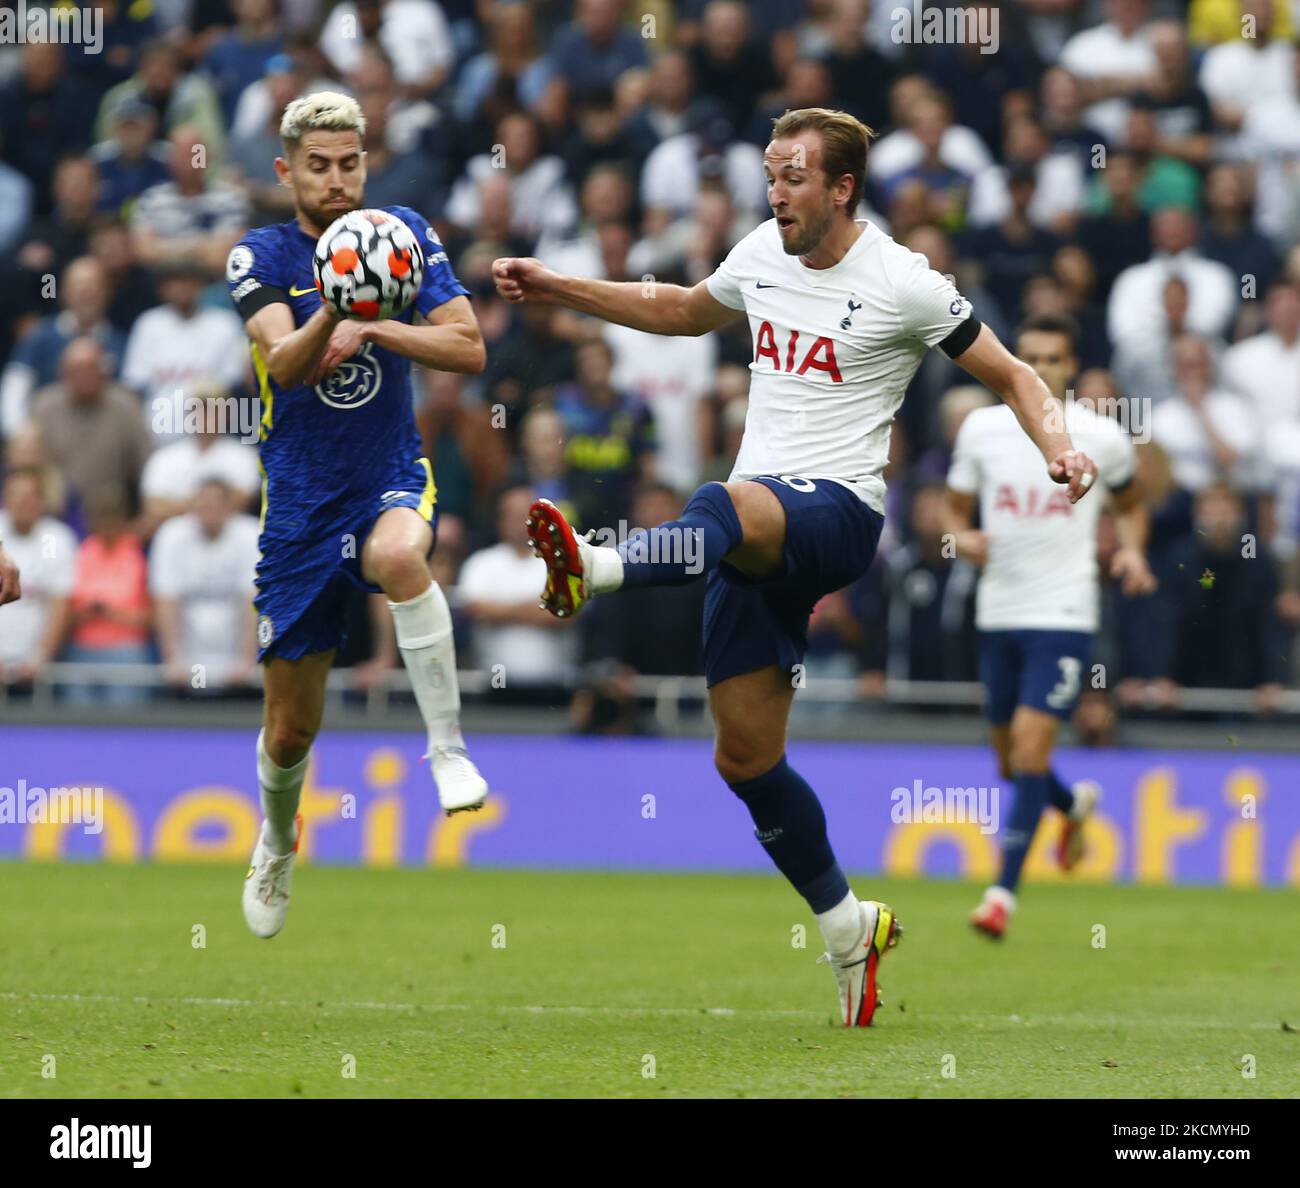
[0,862,1295,1098]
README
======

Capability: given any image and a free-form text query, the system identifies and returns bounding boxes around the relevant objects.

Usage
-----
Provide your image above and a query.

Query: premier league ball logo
[312,209,423,321]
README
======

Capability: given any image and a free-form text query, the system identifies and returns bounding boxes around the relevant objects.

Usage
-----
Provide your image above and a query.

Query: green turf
[0,862,1295,1098]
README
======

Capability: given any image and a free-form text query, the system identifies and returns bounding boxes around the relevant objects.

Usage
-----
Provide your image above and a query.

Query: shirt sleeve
[896,256,977,352]
[1100,419,1138,491]
[394,206,472,316]
[225,233,288,321]
[704,235,748,311]
[946,413,983,495]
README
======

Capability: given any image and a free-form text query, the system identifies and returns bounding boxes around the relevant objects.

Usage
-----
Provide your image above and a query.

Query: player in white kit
[946,313,1155,939]
[492,109,1098,1026]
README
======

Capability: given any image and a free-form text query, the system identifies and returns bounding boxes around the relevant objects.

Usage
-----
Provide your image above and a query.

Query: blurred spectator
[537,164,635,277]
[688,0,777,137]
[1159,482,1285,694]
[352,50,447,214]
[140,387,262,533]
[226,54,303,225]
[151,477,260,695]
[1140,20,1214,165]
[1113,273,1193,406]
[229,31,338,144]
[457,485,577,696]
[863,484,979,685]
[1198,0,1295,133]
[3,424,70,523]
[554,338,656,530]
[0,467,75,688]
[1,257,126,440]
[73,0,163,103]
[640,110,765,231]
[0,42,96,216]
[870,76,993,188]
[1151,334,1262,493]
[1059,0,1158,145]
[509,406,572,516]
[320,0,455,99]
[968,115,1086,234]
[446,110,577,241]
[16,156,102,284]
[64,484,152,705]
[1039,66,1106,160]
[1107,207,1237,350]
[812,0,895,135]
[123,259,248,444]
[914,384,997,486]
[95,39,226,166]
[88,216,161,334]
[30,337,152,514]
[547,0,649,104]
[1121,99,1200,212]
[201,0,285,126]
[129,125,249,278]
[1074,149,1151,292]
[1237,46,1300,245]
[91,97,172,220]
[415,367,511,521]
[605,311,717,495]
[1220,278,1300,428]
[455,1,555,125]
[1198,163,1280,302]
[621,48,702,161]
[0,141,34,257]
[960,162,1061,322]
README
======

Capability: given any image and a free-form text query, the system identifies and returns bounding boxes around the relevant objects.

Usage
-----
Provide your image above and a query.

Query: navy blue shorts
[979,628,1093,725]
[702,476,884,687]
[255,458,437,662]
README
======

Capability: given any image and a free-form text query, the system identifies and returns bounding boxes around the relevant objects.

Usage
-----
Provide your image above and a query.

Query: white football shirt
[706,219,974,514]
[948,401,1137,633]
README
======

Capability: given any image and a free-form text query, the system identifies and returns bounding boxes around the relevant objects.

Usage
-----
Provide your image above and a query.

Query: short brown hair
[769,107,876,211]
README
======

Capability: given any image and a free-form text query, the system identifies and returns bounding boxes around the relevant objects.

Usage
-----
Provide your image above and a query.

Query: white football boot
[242,813,302,939]
[818,899,903,1027]
[1057,779,1102,871]
[432,744,488,815]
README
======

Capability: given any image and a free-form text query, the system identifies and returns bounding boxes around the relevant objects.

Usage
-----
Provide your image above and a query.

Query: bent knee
[714,738,782,787]
[263,720,317,767]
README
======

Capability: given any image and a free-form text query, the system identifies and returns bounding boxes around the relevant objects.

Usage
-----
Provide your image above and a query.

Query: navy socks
[1046,770,1076,814]
[998,771,1051,893]
[618,482,743,587]
[727,757,849,913]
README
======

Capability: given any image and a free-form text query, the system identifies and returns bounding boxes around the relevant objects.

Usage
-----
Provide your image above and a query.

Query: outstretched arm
[952,323,1098,503]
[492,256,742,337]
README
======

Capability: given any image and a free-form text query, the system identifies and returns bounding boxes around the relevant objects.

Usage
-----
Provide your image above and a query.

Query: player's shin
[257,728,309,854]
[727,756,857,945]
[996,772,1052,893]
[387,581,465,753]
[617,481,743,588]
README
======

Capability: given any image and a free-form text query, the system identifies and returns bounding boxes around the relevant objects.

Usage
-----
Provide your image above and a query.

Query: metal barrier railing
[3,662,1298,721]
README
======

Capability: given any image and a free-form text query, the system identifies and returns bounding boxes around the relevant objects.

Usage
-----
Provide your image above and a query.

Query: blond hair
[770,107,876,211]
[279,91,366,153]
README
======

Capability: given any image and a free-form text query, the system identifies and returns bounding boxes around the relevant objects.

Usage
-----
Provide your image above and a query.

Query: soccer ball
[312,208,423,321]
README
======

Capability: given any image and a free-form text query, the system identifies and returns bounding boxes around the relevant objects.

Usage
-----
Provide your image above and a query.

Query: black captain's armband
[232,277,290,321]
[939,313,981,359]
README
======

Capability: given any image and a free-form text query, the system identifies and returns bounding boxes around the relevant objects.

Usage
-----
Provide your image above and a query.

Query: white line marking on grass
[0,993,1282,1031]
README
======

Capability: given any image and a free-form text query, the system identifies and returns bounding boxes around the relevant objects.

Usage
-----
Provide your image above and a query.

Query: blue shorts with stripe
[702,475,884,687]
[979,628,1093,725]
[254,456,437,662]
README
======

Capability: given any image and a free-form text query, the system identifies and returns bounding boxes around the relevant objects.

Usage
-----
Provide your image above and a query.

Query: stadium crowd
[0,0,1298,731]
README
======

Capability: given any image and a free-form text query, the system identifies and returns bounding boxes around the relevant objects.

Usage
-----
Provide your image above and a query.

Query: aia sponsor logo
[753,321,843,382]
[993,485,1074,517]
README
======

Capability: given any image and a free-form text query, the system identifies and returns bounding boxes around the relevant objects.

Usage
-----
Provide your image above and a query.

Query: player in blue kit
[226,93,488,938]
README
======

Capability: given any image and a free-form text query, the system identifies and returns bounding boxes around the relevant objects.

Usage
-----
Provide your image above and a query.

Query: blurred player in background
[945,313,1156,939]
[494,108,1099,1026]
[226,92,488,939]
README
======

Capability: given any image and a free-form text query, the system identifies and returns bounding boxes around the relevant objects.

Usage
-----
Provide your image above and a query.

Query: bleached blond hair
[279,91,366,154]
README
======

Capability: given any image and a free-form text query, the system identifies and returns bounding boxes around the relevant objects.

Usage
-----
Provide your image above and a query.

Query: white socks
[388,581,465,754]
[256,728,308,854]
[587,543,625,593]
[816,890,864,958]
